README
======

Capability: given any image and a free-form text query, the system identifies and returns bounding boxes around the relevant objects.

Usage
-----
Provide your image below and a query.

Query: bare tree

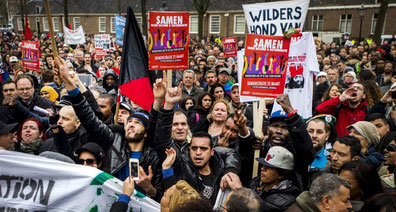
[141,0,147,37]
[193,0,210,40]
[373,0,389,44]
[64,0,69,28]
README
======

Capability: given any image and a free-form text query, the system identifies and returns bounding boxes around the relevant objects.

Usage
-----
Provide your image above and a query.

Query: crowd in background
[1,30,396,212]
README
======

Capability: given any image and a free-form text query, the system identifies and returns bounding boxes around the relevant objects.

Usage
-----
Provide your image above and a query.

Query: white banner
[242,0,310,36]
[64,26,86,45]
[0,150,160,212]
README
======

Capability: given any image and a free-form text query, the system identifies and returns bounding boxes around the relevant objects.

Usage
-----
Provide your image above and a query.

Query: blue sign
[115,15,126,45]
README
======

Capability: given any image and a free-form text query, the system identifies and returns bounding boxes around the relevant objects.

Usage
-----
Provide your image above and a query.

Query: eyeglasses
[352,86,364,91]
[3,89,15,92]
[76,159,96,165]
[385,144,396,152]
[17,87,33,92]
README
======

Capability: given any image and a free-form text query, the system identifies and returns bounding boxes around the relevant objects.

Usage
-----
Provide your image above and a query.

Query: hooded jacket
[285,191,321,212]
[102,69,119,93]
[316,96,368,137]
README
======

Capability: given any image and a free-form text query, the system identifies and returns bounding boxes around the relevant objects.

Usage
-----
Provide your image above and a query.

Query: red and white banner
[241,34,291,98]
[222,37,237,57]
[21,41,40,71]
[148,12,189,70]
[94,34,111,57]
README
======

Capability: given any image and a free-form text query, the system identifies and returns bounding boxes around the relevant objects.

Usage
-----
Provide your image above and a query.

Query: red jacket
[316,97,367,137]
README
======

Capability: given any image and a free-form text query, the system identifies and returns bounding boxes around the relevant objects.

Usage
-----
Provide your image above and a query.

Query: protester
[325,135,361,173]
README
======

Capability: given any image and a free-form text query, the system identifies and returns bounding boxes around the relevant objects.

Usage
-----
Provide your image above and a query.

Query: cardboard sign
[148,12,189,70]
[94,34,111,57]
[222,37,237,57]
[242,0,310,35]
[240,34,291,98]
[63,26,86,45]
[21,41,40,71]
[115,15,126,45]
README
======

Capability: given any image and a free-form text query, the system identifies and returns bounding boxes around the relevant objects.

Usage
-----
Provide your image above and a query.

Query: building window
[99,17,106,32]
[234,15,245,34]
[339,14,352,33]
[209,15,220,34]
[73,17,80,29]
[35,17,40,31]
[17,17,23,31]
[111,17,115,33]
[53,17,59,31]
[190,15,198,34]
[136,16,142,31]
[312,15,323,31]
[43,17,49,31]
[371,13,385,34]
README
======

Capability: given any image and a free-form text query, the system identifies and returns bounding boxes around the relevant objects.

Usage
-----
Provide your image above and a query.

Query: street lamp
[358,4,365,43]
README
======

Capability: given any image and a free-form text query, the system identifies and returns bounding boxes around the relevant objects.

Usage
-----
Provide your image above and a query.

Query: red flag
[119,7,155,112]
[24,13,32,40]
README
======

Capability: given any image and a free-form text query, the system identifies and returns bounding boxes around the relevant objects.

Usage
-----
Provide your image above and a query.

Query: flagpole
[114,91,121,125]
[44,0,62,85]
[252,98,265,178]
[166,70,172,88]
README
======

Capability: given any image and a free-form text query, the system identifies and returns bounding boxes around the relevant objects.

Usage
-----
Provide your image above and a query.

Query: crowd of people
[1,30,396,212]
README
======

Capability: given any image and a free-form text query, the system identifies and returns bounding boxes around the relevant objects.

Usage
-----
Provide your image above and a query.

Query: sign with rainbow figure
[241,34,291,98]
[148,12,189,70]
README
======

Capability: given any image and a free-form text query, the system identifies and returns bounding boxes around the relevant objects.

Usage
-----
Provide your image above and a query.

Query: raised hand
[276,94,294,114]
[220,172,242,191]
[136,166,155,196]
[153,70,167,100]
[164,82,183,110]
[217,131,231,148]
[162,147,176,170]
[122,177,135,196]
[54,56,76,90]
[381,88,396,103]
[339,87,357,102]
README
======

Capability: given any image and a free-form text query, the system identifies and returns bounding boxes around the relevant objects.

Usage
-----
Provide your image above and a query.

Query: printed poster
[148,12,189,70]
[115,15,126,45]
[222,37,237,57]
[242,0,310,35]
[21,41,40,71]
[94,34,111,57]
[241,34,291,98]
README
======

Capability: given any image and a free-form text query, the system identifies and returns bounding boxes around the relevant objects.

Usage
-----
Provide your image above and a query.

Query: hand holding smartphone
[129,158,140,181]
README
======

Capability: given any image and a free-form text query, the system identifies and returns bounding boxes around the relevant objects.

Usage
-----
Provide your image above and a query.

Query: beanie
[40,86,59,102]
[127,112,149,128]
[348,121,380,147]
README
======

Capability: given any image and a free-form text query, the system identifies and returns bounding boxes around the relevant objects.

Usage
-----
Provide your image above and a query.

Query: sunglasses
[76,159,96,165]
[385,144,396,152]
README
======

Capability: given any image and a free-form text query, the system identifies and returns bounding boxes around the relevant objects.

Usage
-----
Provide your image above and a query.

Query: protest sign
[240,34,291,98]
[222,37,237,57]
[0,150,160,212]
[115,15,126,45]
[242,0,310,36]
[95,34,111,57]
[63,26,86,45]
[148,12,189,70]
[21,40,40,71]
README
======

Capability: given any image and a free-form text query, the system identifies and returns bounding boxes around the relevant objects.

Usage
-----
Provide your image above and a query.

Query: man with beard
[260,94,315,190]
[54,56,163,201]
[153,82,240,205]
[306,115,336,169]
[316,82,367,137]
[203,70,218,92]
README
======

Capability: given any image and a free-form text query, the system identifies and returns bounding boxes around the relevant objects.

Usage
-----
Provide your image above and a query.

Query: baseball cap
[0,121,17,135]
[10,56,18,63]
[269,110,287,124]
[256,146,294,170]
[75,142,105,160]
[111,101,134,114]
[104,55,114,60]
[127,112,149,128]
[317,72,327,78]
[231,83,239,90]
[219,68,230,75]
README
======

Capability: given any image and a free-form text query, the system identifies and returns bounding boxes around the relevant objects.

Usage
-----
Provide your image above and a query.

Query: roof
[19,0,396,15]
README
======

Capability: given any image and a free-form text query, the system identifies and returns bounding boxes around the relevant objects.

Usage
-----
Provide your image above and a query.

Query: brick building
[13,0,396,42]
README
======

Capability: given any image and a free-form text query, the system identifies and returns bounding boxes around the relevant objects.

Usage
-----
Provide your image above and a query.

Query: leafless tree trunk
[373,0,389,44]
[141,0,147,37]
[193,0,210,40]
[64,0,69,28]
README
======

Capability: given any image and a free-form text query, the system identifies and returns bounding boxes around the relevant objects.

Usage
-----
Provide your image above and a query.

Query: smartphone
[392,91,396,99]
[129,158,139,180]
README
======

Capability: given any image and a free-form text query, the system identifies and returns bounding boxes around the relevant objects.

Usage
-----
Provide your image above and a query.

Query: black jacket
[17,94,53,116]
[68,91,163,201]
[260,113,315,190]
[102,69,119,94]
[249,177,301,212]
[154,108,240,205]
[188,107,210,134]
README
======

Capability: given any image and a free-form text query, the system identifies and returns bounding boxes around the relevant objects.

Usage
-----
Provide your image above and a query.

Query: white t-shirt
[272,32,319,119]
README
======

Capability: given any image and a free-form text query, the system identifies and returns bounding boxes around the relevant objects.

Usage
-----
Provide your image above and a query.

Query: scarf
[20,138,43,154]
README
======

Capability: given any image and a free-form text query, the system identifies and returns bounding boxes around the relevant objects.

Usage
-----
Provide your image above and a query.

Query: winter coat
[17,94,53,116]
[285,191,321,212]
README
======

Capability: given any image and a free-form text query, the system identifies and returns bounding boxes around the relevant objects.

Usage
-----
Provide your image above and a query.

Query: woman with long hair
[188,92,214,133]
